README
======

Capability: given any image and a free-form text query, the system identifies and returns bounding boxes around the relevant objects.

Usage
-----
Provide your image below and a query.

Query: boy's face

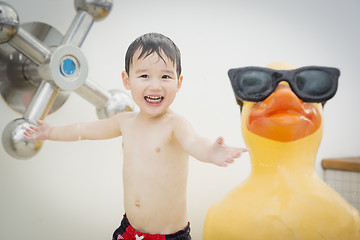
[122,49,182,117]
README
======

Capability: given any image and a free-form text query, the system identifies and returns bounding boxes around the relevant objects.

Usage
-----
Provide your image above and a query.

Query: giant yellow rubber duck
[203,62,360,240]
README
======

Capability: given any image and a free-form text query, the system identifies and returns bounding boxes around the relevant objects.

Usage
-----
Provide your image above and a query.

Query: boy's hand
[24,120,50,141]
[208,137,249,167]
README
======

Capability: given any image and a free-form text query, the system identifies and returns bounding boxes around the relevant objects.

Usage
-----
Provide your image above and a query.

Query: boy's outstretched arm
[173,116,249,167]
[24,114,123,141]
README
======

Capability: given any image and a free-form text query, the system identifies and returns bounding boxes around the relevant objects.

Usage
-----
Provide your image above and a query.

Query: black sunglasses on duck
[228,66,340,103]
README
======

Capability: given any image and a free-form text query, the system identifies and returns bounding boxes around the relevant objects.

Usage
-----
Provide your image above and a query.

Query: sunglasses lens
[236,71,273,100]
[295,70,333,96]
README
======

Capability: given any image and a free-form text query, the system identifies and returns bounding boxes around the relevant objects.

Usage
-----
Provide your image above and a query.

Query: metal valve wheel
[0,0,134,159]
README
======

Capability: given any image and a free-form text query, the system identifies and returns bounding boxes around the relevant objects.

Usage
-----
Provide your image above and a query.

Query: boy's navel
[135,201,140,207]
[155,147,161,153]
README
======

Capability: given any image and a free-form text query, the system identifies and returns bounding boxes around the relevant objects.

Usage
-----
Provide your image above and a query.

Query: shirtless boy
[24,33,248,240]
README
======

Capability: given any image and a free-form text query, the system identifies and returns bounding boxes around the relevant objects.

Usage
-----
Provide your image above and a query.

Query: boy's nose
[148,79,162,90]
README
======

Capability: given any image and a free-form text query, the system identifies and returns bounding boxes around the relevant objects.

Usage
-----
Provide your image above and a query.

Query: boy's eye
[162,75,171,79]
[139,74,149,78]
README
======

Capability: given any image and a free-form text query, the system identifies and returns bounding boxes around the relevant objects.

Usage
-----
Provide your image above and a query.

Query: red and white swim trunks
[112,214,191,240]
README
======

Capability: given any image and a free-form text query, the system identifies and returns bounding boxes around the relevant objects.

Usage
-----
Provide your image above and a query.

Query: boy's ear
[122,71,131,90]
[177,75,183,91]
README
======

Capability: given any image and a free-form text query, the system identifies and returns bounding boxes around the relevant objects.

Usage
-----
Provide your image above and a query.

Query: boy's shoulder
[166,110,191,128]
[165,110,185,121]
[113,111,137,123]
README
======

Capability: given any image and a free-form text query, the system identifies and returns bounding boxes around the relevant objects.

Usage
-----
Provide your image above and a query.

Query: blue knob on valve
[60,58,76,76]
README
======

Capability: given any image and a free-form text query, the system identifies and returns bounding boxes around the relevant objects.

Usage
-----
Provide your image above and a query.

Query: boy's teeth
[145,96,163,103]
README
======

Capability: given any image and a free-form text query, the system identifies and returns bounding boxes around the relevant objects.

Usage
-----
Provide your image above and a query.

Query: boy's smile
[144,95,164,104]
[122,49,182,118]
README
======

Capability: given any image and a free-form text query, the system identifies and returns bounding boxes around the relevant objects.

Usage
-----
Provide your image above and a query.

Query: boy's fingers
[233,152,241,158]
[29,126,39,131]
[231,148,249,158]
[216,136,224,145]
[24,133,33,139]
[219,162,228,167]
[24,130,35,137]
[238,147,250,152]
[25,128,34,134]
[231,148,249,154]
[226,158,235,164]
[36,119,46,126]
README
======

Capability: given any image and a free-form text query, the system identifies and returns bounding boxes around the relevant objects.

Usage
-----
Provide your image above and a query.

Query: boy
[24,33,248,240]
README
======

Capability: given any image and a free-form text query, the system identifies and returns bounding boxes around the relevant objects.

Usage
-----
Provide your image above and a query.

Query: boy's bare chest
[121,120,176,157]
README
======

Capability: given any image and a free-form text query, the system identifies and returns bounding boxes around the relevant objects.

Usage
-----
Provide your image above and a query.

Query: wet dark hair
[125,33,182,77]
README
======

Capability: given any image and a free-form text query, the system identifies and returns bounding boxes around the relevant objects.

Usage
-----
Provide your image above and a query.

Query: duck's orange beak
[246,83,322,142]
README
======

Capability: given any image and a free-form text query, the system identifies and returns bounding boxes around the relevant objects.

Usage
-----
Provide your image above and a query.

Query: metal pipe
[23,81,58,122]
[23,60,43,85]
[61,11,94,47]
[9,27,52,65]
[75,78,111,108]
